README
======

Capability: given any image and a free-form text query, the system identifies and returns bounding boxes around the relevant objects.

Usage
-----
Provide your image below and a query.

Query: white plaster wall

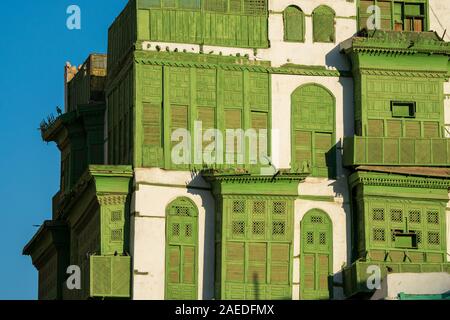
[429,0,450,41]
[131,168,215,300]
[271,74,354,171]
[260,0,357,68]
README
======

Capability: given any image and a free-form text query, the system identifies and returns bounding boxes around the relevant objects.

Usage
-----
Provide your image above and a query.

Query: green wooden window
[140,0,201,9]
[89,256,131,298]
[222,198,292,300]
[367,202,445,256]
[391,101,416,118]
[358,0,427,31]
[101,206,126,255]
[197,106,215,152]
[165,198,199,300]
[359,0,393,30]
[394,2,425,31]
[225,109,244,165]
[38,254,58,300]
[312,6,335,43]
[283,6,304,42]
[250,111,268,164]
[291,84,336,178]
[300,210,333,300]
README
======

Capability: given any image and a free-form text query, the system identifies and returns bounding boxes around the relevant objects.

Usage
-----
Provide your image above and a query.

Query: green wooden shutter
[90,256,131,298]
[378,1,393,29]
[292,85,335,177]
[314,132,333,177]
[313,6,335,43]
[251,111,268,164]
[197,107,216,161]
[244,0,267,15]
[101,207,125,255]
[394,2,404,30]
[424,122,439,138]
[284,6,304,42]
[170,105,189,168]
[166,198,198,300]
[222,198,292,300]
[225,109,243,164]
[205,0,227,12]
[386,120,402,137]
[229,0,242,13]
[300,210,332,300]
[178,0,201,9]
[142,102,163,167]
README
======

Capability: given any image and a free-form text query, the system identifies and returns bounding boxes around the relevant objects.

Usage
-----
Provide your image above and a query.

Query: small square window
[391,101,416,118]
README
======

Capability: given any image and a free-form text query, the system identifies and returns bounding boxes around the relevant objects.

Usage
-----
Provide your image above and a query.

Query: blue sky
[0,0,128,300]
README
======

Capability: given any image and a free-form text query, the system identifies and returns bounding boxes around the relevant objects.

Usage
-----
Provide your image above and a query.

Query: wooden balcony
[343,136,450,167]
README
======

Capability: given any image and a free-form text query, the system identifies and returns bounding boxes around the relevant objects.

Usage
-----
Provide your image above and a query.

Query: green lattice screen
[197,106,216,160]
[166,198,199,300]
[312,6,335,43]
[90,255,131,298]
[284,6,304,42]
[300,210,333,300]
[366,201,446,262]
[359,0,393,30]
[250,111,268,164]
[101,206,126,255]
[222,198,293,300]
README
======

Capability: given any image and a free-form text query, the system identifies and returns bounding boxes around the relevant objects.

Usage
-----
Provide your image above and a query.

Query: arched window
[284,6,305,42]
[312,5,335,43]
[165,197,199,300]
[291,84,336,178]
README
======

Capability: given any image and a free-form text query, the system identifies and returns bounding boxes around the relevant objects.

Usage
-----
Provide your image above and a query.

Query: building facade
[24,0,450,300]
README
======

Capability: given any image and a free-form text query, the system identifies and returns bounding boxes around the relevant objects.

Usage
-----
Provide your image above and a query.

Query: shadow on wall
[325,44,350,70]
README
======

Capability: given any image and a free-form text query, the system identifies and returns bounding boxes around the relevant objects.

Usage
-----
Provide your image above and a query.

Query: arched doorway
[165,197,199,300]
[300,209,333,300]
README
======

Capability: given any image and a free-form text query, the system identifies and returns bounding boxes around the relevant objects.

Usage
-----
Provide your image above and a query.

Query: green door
[300,210,333,300]
[165,198,198,300]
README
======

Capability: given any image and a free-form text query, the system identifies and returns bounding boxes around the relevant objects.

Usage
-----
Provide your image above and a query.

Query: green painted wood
[135,0,269,48]
[300,210,333,300]
[284,6,304,42]
[312,6,335,43]
[349,171,449,267]
[357,0,428,32]
[107,63,134,166]
[133,61,271,170]
[165,197,199,300]
[89,255,131,298]
[220,197,293,300]
[343,136,450,166]
[291,84,336,178]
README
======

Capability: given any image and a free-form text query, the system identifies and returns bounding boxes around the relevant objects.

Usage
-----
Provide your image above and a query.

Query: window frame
[283,5,305,43]
[391,101,417,118]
